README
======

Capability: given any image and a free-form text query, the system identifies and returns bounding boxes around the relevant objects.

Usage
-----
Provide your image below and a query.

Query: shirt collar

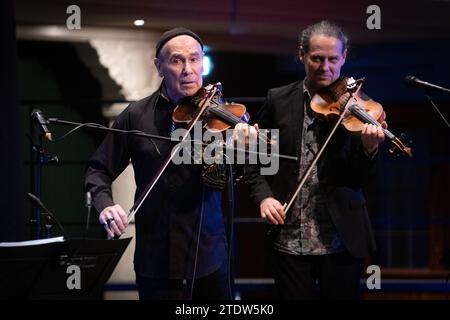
[156,80,176,109]
[302,80,312,101]
[159,80,170,102]
[302,79,315,122]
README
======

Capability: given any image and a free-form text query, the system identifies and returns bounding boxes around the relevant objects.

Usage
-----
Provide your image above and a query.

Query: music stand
[0,237,131,299]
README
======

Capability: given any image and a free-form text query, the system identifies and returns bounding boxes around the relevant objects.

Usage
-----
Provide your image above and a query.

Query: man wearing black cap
[85,27,239,300]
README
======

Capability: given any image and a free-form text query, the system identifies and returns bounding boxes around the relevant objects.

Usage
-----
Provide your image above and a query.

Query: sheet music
[0,236,65,247]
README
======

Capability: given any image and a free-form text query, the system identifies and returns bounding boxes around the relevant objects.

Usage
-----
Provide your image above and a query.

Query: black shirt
[85,87,227,279]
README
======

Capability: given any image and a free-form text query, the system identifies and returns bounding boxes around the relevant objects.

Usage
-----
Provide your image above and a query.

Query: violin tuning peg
[398,132,413,148]
[356,77,365,85]
[389,146,402,157]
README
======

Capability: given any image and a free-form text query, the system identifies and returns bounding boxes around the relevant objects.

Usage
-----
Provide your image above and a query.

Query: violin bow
[114,85,219,238]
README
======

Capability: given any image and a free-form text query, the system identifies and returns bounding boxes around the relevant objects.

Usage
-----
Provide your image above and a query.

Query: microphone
[28,192,51,213]
[30,109,52,141]
[85,192,92,208]
[28,192,65,235]
[404,76,450,94]
[85,192,92,234]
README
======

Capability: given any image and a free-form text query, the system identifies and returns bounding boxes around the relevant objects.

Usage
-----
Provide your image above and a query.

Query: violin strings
[348,104,395,140]
[208,98,272,144]
[209,107,242,124]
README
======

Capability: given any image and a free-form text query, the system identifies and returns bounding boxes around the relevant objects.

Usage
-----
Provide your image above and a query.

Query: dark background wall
[0,0,24,242]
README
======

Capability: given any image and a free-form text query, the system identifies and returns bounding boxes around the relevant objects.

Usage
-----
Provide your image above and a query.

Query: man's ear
[154,58,163,77]
[298,46,305,63]
[342,48,347,63]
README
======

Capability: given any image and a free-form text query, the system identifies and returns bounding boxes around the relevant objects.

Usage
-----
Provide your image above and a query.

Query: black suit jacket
[246,81,376,258]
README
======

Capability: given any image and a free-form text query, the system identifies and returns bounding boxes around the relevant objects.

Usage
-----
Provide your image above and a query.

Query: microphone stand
[28,134,58,239]
[48,118,176,143]
[47,118,298,161]
[424,93,450,130]
[405,77,450,129]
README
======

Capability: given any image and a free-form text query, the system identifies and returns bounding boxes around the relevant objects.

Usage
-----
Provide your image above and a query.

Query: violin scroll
[389,134,413,157]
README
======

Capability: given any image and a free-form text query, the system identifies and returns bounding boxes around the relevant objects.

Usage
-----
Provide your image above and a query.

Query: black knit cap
[155,27,204,57]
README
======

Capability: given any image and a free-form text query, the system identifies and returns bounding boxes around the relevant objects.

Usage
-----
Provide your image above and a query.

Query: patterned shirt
[273,83,344,255]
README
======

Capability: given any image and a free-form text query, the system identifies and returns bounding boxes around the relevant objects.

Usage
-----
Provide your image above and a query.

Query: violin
[173,83,272,145]
[310,76,412,157]
[173,83,249,132]
[282,76,413,215]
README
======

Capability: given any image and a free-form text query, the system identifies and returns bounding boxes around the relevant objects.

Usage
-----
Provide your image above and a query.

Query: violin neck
[208,106,244,126]
[348,104,395,140]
